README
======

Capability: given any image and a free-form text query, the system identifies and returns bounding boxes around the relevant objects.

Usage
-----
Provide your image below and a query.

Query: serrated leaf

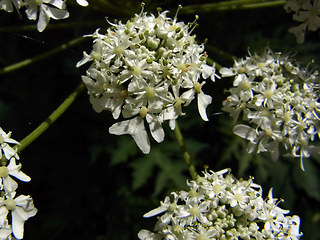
[153,151,187,196]
[109,136,139,165]
[130,153,155,190]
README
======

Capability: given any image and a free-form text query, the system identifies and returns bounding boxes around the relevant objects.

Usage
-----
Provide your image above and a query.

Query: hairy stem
[173,121,198,180]
[0,37,87,75]
[17,82,85,152]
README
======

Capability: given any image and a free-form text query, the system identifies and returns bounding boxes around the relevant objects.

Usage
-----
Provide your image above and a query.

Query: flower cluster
[284,0,320,43]
[0,0,88,32]
[221,48,320,170]
[0,127,37,239]
[138,168,302,240]
[77,6,217,154]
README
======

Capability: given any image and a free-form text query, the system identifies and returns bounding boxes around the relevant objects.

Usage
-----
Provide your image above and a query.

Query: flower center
[197,234,209,240]
[189,189,198,198]
[145,86,156,98]
[264,90,273,99]
[193,82,202,93]
[0,135,4,144]
[139,106,148,118]
[174,97,184,108]
[34,0,43,6]
[113,46,125,55]
[234,193,243,203]
[92,52,101,61]
[0,166,9,178]
[240,81,251,90]
[4,198,16,211]
[168,203,177,212]
[190,206,200,216]
[132,66,142,76]
[177,63,188,72]
[213,184,222,193]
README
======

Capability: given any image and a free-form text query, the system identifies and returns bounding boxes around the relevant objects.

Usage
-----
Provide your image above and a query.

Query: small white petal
[233,124,258,142]
[76,0,89,7]
[109,117,150,154]
[197,91,212,121]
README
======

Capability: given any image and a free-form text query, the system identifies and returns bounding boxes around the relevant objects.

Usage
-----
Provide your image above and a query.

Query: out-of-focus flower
[0,0,89,32]
[138,168,302,240]
[77,5,218,153]
[284,0,320,43]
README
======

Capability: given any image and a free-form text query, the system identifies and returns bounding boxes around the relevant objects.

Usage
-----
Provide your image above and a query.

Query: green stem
[173,120,198,180]
[0,20,107,32]
[0,37,87,75]
[179,0,286,14]
[205,44,237,63]
[17,82,85,152]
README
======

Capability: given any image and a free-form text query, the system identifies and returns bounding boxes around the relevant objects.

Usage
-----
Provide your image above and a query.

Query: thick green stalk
[173,121,198,180]
[0,37,87,75]
[17,82,85,152]
[179,0,286,14]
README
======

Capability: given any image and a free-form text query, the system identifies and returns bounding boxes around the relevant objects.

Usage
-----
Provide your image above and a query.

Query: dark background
[1,0,320,239]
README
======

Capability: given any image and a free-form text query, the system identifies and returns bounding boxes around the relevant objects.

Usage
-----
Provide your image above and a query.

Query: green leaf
[130,153,155,190]
[109,136,139,165]
[293,158,320,201]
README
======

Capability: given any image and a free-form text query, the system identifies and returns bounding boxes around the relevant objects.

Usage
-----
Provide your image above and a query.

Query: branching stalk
[17,82,85,152]
[0,37,87,75]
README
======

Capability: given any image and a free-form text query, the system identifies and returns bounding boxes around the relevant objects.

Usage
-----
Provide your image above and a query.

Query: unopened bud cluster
[77,6,217,153]
[221,48,320,170]
[138,168,302,240]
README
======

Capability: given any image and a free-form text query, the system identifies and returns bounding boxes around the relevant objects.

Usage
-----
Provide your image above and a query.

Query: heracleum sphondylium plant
[77,5,218,154]
[138,168,302,240]
[1,0,318,239]
[0,127,37,239]
[220,48,320,170]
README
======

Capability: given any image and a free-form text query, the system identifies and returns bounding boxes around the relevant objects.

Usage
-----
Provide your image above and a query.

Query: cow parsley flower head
[284,0,320,43]
[221,48,320,170]
[138,168,302,240]
[77,5,217,154]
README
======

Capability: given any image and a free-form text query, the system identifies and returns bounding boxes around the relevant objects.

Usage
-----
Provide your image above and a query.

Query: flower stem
[179,0,285,14]
[0,37,87,75]
[0,21,107,32]
[17,82,85,152]
[173,121,198,180]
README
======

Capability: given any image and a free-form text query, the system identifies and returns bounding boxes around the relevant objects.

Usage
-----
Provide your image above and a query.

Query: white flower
[138,168,302,240]
[284,0,320,43]
[0,0,22,12]
[76,0,88,7]
[78,6,217,153]
[0,158,31,194]
[0,127,19,161]
[0,193,37,239]
[24,0,69,32]
[221,48,320,168]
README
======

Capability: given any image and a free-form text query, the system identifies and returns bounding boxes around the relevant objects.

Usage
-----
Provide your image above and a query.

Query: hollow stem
[173,120,198,180]
[0,37,87,75]
[17,82,85,152]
